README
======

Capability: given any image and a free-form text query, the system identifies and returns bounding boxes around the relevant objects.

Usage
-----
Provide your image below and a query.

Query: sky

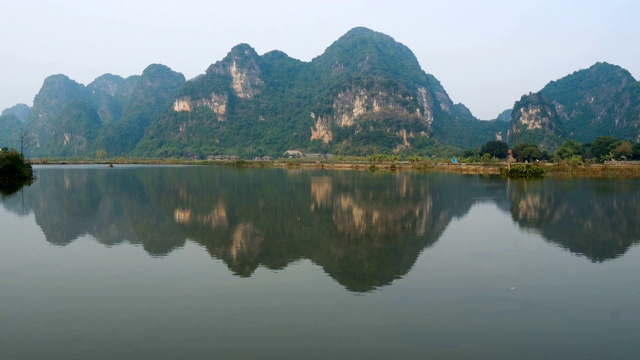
[0,0,638,120]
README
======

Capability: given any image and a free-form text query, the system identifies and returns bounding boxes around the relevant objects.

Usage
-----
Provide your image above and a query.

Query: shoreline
[28,159,640,177]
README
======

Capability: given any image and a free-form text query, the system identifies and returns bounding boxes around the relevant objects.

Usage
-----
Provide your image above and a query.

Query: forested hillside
[1,29,638,159]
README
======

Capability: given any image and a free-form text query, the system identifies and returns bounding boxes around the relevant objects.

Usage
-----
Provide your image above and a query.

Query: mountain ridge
[510,62,640,150]
[1,28,637,158]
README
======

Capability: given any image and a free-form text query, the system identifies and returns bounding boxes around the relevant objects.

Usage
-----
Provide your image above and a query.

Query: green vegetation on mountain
[1,104,31,122]
[494,109,512,122]
[86,74,139,126]
[97,64,185,155]
[45,100,102,157]
[134,27,503,158]
[510,62,640,151]
[8,64,184,158]
[0,114,23,150]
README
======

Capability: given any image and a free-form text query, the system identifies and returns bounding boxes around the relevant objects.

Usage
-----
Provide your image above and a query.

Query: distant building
[284,150,304,158]
[207,155,240,161]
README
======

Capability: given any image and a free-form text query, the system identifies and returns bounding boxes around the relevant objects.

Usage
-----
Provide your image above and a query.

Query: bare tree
[15,127,34,156]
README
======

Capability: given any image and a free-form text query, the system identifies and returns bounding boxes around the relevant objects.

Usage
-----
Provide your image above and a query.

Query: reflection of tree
[0,186,31,216]
[508,179,640,262]
[0,182,29,198]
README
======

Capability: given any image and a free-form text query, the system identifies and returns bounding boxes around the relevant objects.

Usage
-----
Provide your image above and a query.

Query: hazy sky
[1,0,638,119]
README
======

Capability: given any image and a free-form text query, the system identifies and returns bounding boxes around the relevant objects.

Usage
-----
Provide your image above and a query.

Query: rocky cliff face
[14,28,640,158]
[172,93,228,121]
[207,44,263,99]
[87,74,140,126]
[309,84,431,145]
[3,27,504,158]
[135,27,479,157]
[98,64,185,155]
[28,75,88,153]
[510,92,563,149]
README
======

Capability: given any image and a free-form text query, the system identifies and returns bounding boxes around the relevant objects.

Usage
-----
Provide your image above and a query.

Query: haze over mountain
[1,28,638,157]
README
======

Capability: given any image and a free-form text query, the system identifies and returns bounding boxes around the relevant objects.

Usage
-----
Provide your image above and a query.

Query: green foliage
[0,149,34,190]
[480,140,508,159]
[555,139,584,160]
[540,62,636,142]
[313,27,427,89]
[512,143,543,162]
[513,63,640,150]
[614,141,633,159]
[366,154,400,163]
[1,103,31,122]
[587,136,620,162]
[432,116,509,150]
[44,100,102,157]
[562,155,585,166]
[633,143,640,160]
[501,164,546,178]
[100,64,186,156]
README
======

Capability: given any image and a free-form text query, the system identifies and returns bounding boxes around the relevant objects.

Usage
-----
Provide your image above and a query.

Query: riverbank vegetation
[501,164,547,178]
[0,148,35,195]
[23,135,640,178]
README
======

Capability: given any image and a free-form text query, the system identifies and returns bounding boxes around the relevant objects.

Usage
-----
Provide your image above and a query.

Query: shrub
[0,149,35,185]
[501,164,546,178]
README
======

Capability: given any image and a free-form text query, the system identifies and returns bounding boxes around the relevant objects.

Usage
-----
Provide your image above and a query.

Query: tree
[613,141,633,160]
[512,143,542,162]
[479,140,508,159]
[15,128,34,156]
[633,143,640,160]
[0,148,34,188]
[588,136,619,161]
[555,139,583,160]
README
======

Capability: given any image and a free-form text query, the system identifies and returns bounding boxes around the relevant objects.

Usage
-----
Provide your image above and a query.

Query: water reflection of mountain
[4,166,638,291]
[508,178,640,262]
[145,168,491,292]
[8,166,495,292]
[20,167,186,253]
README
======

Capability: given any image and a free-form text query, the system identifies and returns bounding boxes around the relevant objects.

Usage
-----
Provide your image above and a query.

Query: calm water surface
[1,165,639,359]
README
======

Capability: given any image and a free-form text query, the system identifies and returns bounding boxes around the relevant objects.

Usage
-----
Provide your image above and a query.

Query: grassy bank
[28,157,640,177]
